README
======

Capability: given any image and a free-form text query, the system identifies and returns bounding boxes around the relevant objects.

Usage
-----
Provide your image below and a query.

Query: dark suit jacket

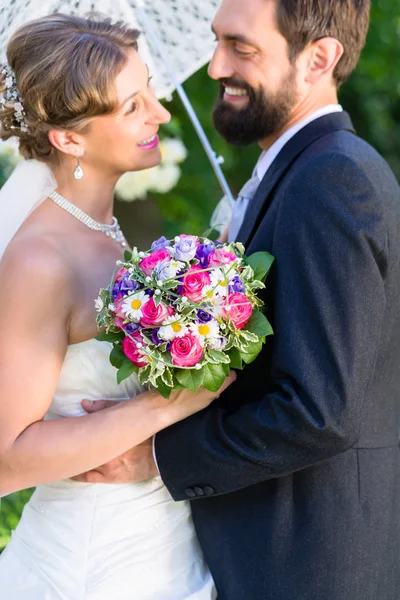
[155,112,400,600]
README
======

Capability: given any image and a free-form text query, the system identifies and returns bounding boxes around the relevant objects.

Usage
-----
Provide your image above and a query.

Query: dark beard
[212,73,298,146]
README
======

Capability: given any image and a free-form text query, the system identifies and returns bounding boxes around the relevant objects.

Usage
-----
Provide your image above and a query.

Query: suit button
[203,486,215,497]
[185,487,196,498]
[193,486,205,496]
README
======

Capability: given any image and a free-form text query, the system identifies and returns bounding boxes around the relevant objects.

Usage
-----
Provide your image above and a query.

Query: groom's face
[209,0,299,146]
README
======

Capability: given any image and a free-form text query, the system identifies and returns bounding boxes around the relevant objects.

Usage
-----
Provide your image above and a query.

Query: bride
[0,13,234,599]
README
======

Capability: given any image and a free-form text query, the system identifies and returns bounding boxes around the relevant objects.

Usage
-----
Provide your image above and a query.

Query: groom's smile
[209,0,301,146]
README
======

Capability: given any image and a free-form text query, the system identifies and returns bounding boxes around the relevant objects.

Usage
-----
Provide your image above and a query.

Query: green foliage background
[0,2,399,552]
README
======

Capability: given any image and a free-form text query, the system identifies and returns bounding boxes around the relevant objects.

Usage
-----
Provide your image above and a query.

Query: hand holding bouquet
[96,235,274,398]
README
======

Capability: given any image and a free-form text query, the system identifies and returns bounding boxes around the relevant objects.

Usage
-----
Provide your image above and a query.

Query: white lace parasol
[0,0,233,202]
[0,0,220,100]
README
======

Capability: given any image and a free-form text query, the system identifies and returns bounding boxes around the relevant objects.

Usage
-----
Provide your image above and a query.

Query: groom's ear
[304,37,344,85]
[48,129,85,160]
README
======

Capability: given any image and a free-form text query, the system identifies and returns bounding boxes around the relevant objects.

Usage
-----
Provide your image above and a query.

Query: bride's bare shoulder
[0,227,75,301]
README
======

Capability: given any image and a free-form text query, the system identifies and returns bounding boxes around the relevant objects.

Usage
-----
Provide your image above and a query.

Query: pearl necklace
[49,190,127,248]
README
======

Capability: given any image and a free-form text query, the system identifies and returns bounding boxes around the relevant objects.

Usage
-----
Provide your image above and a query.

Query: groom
[83,0,400,598]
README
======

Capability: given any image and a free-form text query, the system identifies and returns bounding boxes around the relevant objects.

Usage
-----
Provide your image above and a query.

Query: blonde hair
[0,13,140,161]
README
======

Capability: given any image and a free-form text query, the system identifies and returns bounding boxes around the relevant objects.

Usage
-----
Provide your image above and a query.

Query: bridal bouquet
[95,235,274,398]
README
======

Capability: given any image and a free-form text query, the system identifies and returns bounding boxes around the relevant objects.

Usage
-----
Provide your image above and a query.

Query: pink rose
[170,334,203,367]
[113,296,126,320]
[224,293,253,329]
[122,332,148,368]
[114,267,129,283]
[140,298,175,327]
[208,248,237,268]
[179,234,200,247]
[139,249,171,276]
[114,316,126,330]
[182,265,211,303]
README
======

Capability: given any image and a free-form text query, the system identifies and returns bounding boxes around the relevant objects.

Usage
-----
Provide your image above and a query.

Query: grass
[0,490,34,552]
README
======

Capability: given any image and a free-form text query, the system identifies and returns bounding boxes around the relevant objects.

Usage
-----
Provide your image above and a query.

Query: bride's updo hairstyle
[0,13,140,161]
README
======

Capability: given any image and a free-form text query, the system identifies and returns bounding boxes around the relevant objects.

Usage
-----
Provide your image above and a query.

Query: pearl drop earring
[74,157,84,180]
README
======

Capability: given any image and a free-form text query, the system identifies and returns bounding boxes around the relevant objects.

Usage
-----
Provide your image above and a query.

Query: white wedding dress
[0,338,216,600]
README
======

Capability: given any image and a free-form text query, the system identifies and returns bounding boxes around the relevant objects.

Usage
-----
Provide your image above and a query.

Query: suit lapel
[236,112,356,247]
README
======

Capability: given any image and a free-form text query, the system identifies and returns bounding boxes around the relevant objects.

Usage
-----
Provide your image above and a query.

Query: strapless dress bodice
[46,337,144,420]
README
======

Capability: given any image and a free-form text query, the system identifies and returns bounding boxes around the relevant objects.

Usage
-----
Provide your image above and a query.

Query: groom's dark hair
[276,0,371,86]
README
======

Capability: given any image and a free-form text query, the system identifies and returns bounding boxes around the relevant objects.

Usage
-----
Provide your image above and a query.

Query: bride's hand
[163,370,236,425]
[75,371,236,484]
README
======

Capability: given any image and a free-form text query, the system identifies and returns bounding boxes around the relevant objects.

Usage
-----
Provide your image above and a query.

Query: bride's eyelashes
[125,101,138,115]
[125,76,154,116]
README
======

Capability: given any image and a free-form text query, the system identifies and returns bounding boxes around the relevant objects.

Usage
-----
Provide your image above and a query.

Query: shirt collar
[256,104,343,181]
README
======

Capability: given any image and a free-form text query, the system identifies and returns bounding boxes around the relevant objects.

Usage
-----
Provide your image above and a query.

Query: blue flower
[151,236,170,252]
[174,238,197,262]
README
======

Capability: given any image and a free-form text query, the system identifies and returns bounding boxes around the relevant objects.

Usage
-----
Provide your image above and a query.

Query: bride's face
[81,49,171,176]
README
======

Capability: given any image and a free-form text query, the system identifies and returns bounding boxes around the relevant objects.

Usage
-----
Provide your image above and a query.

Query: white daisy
[190,320,220,345]
[94,297,104,313]
[203,268,233,302]
[158,315,189,341]
[122,290,150,323]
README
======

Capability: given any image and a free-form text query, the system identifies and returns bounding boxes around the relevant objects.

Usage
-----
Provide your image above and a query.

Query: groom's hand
[71,400,159,484]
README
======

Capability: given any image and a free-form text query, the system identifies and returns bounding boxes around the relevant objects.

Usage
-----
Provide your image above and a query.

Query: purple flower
[152,328,162,345]
[197,309,214,323]
[152,329,171,350]
[151,236,170,251]
[174,238,197,262]
[229,275,245,294]
[125,322,140,335]
[112,277,141,299]
[196,243,214,267]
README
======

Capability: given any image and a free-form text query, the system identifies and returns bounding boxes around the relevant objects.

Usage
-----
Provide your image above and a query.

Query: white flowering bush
[115,137,188,202]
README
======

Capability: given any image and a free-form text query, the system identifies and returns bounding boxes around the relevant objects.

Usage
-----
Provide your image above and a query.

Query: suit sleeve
[155,153,389,500]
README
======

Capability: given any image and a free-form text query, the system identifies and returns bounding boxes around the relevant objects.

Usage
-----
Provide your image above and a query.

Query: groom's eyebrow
[211,25,259,49]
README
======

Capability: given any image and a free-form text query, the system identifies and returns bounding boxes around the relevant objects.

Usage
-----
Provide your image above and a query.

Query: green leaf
[202,363,226,393]
[124,250,132,262]
[96,330,124,343]
[245,310,274,338]
[239,330,259,343]
[117,359,138,384]
[110,346,126,369]
[246,251,275,282]
[227,346,244,370]
[153,293,162,307]
[138,365,152,386]
[161,367,174,388]
[206,349,231,364]
[175,367,205,393]
[154,377,172,399]
[241,339,263,365]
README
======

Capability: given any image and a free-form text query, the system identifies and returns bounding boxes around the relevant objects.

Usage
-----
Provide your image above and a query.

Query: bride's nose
[146,94,171,125]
